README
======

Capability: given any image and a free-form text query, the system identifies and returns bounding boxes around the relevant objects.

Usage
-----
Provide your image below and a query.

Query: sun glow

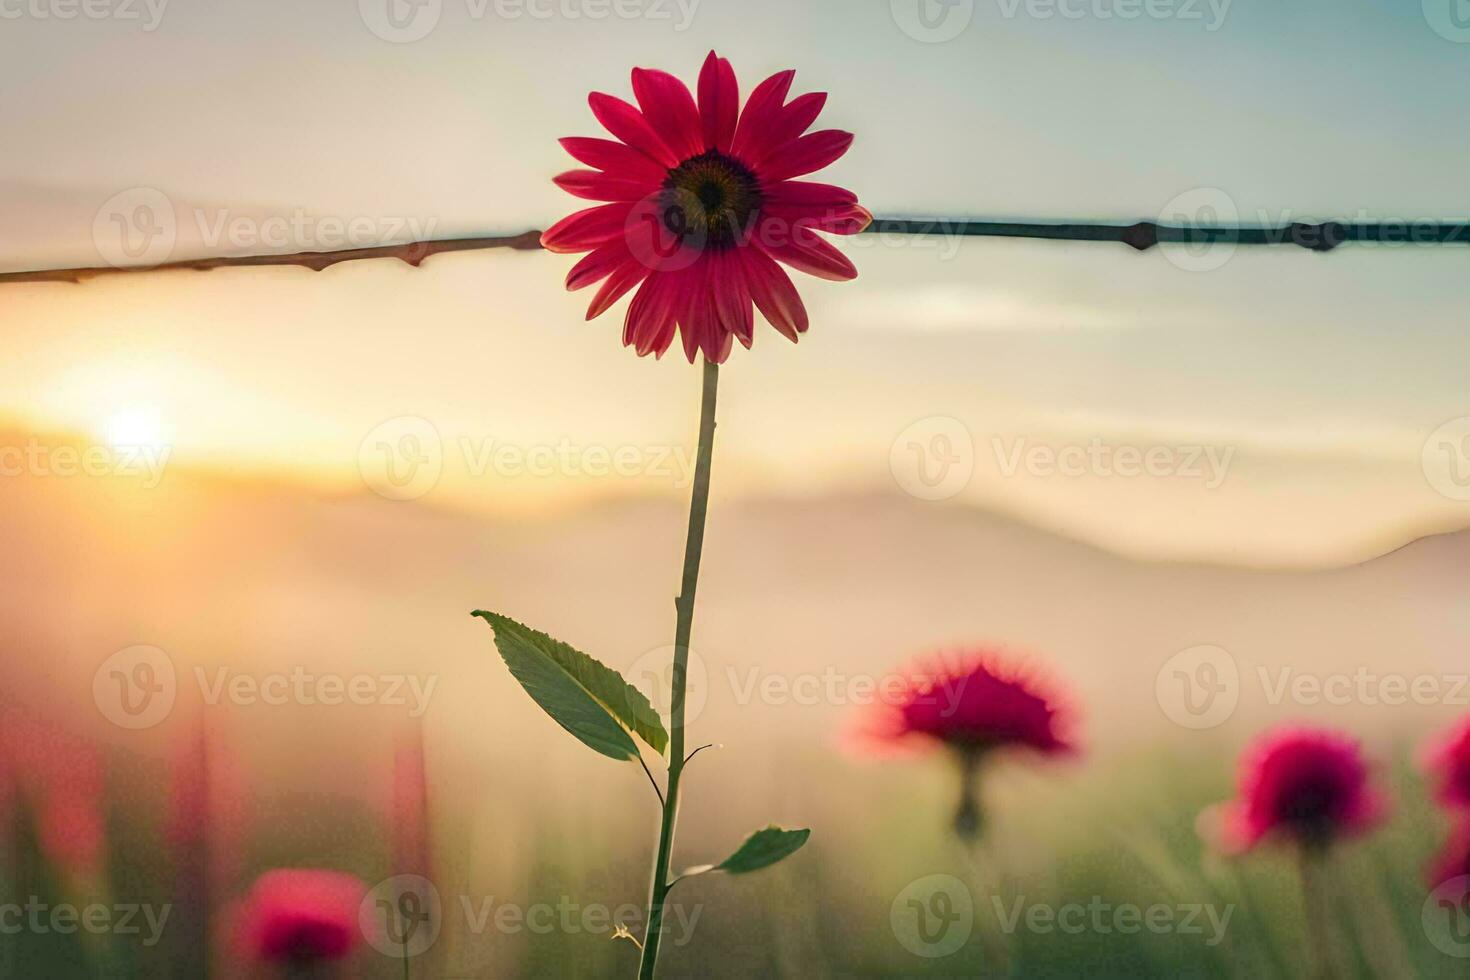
[103,406,169,453]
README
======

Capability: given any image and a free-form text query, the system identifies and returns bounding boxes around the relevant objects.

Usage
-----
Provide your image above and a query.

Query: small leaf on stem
[472,610,669,759]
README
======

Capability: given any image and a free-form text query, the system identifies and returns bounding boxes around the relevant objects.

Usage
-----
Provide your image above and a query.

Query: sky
[1,0,1468,566]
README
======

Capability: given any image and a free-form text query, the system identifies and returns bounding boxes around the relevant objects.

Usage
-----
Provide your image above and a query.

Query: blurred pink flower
[1218,726,1387,853]
[544,51,869,362]
[390,724,431,879]
[1422,716,1470,811]
[1428,821,1470,899]
[856,648,1076,757]
[236,869,366,965]
[854,648,1076,840]
[4,709,106,880]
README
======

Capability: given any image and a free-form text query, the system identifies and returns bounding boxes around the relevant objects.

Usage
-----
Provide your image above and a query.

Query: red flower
[543,51,870,363]
[236,869,366,964]
[1218,726,1387,853]
[857,648,1075,757]
[1422,716,1470,811]
[1428,821,1470,899]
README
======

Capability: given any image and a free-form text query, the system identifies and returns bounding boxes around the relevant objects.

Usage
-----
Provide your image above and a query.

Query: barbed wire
[3,217,1464,286]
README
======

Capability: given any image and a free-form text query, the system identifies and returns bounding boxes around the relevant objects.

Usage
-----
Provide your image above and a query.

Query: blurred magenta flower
[1422,716,1470,810]
[390,723,431,879]
[857,648,1076,757]
[236,869,366,966]
[855,648,1076,839]
[5,709,106,881]
[543,50,870,362]
[1217,726,1387,853]
[1428,821,1470,898]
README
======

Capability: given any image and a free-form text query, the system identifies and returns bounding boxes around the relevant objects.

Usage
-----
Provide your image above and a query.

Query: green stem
[1298,846,1334,980]
[638,358,719,980]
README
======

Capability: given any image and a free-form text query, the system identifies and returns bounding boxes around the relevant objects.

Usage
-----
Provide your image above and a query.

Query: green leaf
[472,611,668,757]
[712,826,811,875]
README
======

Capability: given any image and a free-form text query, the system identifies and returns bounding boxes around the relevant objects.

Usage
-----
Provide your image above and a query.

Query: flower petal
[541,203,634,254]
[697,51,739,153]
[711,253,754,348]
[632,68,704,162]
[588,92,678,168]
[759,130,854,183]
[553,169,659,202]
[759,229,858,281]
[565,239,632,291]
[729,69,795,164]
[741,246,808,342]
[746,92,826,167]
[625,272,684,357]
[558,137,668,184]
[763,202,873,236]
[763,180,858,210]
[585,258,650,319]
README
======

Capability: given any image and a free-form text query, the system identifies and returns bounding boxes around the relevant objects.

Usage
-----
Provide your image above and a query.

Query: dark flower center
[660,150,762,251]
[1276,775,1346,843]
